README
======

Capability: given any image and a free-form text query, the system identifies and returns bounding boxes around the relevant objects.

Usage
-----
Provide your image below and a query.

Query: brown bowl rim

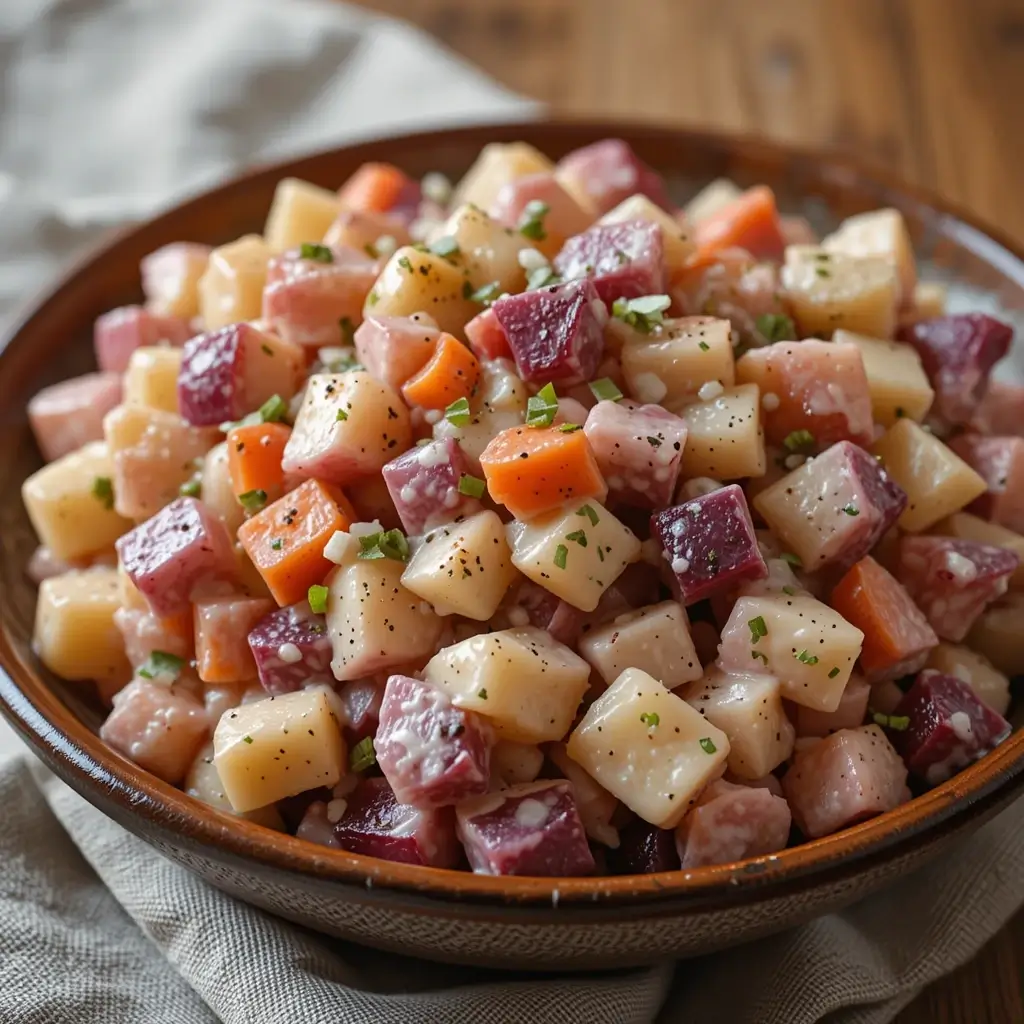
[1,118,1023,912]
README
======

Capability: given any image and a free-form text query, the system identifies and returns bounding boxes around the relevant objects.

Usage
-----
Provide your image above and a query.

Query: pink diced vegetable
[94,305,194,374]
[948,434,1024,535]
[651,484,767,604]
[780,216,818,247]
[247,602,333,695]
[353,314,440,392]
[337,678,383,740]
[552,220,665,306]
[140,243,211,317]
[897,314,1013,427]
[500,580,585,647]
[584,399,687,508]
[333,777,460,867]
[194,595,275,684]
[892,669,1012,786]
[455,780,595,877]
[382,437,481,536]
[491,279,606,386]
[322,209,411,253]
[28,371,123,462]
[113,606,192,670]
[99,678,208,785]
[606,818,680,874]
[794,673,871,738]
[376,674,493,807]
[896,536,1018,642]
[782,725,908,838]
[465,307,512,362]
[675,779,792,868]
[970,381,1024,437]
[555,139,673,215]
[488,172,592,243]
[115,497,236,617]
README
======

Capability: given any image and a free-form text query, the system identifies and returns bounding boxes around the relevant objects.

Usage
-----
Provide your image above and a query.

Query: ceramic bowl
[1,121,1022,970]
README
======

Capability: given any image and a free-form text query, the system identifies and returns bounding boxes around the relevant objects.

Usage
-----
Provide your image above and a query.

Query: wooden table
[353,1,1024,1019]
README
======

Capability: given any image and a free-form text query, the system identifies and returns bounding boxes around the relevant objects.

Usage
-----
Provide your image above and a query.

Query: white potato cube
[930,512,1024,590]
[600,194,696,273]
[490,740,545,788]
[34,567,130,683]
[835,330,934,426]
[423,626,590,744]
[123,346,184,413]
[683,667,794,779]
[507,500,641,612]
[455,142,556,212]
[621,316,734,406]
[578,600,702,688]
[547,742,620,848]
[198,235,271,330]
[926,643,1011,716]
[677,382,766,480]
[566,668,729,829]
[873,419,987,532]
[822,208,916,305]
[684,178,742,224]
[22,441,132,560]
[718,593,864,711]
[782,246,898,339]
[264,178,342,252]
[966,594,1024,678]
[185,741,286,829]
[436,203,527,294]
[200,441,245,535]
[213,689,346,812]
[401,510,518,620]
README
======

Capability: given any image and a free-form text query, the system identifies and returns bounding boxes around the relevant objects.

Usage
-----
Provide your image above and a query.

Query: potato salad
[22,139,1022,876]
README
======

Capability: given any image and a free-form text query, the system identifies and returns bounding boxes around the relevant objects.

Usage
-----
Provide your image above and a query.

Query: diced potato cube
[835,330,934,427]
[578,600,702,688]
[683,178,742,224]
[200,441,245,535]
[683,667,794,779]
[930,512,1024,590]
[547,741,620,848]
[717,593,864,711]
[436,204,527,294]
[454,142,556,212]
[905,281,947,321]
[621,316,734,406]
[566,668,730,828]
[263,178,342,252]
[423,626,590,744]
[366,246,479,339]
[34,567,130,683]
[184,741,285,828]
[213,688,346,812]
[401,511,518,620]
[599,194,696,274]
[123,346,184,413]
[781,246,898,339]
[873,419,987,532]
[926,643,1011,716]
[507,500,641,612]
[677,383,766,480]
[966,594,1024,677]
[198,235,271,330]
[22,441,132,560]
[141,243,211,320]
[822,208,916,305]
[490,740,545,787]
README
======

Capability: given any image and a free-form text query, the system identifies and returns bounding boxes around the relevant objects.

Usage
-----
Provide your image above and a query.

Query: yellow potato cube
[455,142,556,212]
[600,194,696,274]
[490,740,545,787]
[198,235,271,330]
[185,741,286,829]
[930,512,1024,590]
[677,382,766,480]
[435,203,527,294]
[925,643,1011,716]
[264,177,342,253]
[123,346,184,413]
[822,208,917,305]
[835,330,934,427]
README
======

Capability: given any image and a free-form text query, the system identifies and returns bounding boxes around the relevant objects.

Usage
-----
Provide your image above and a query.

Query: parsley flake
[783,429,815,452]
[843,504,860,516]
[755,313,796,342]
[517,200,550,241]
[611,294,671,333]
[300,242,333,263]
[357,529,410,563]
[468,280,501,305]
[554,544,568,570]
[137,650,185,681]
[525,382,559,428]
[749,616,768,644]
[238,489,268,513]
[429,235,460,259]
[458,474,486,498]
[699,737,717,755]
[795,650,819,665]
[307,584,329,614]
[828,667,841,679]
[259,394,288,423]
[92,476,114,510]
[577,504,599,526]
[349,736,376,772]
[639,712,660,728]
[589,377,623,403]
[872,711,910,731]
[444,397,472,427]
[565,529,588,547]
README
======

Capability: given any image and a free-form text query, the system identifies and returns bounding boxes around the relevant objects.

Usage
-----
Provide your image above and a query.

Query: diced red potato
[583,399,687,509]
[488,172,594,259]
[113,605,193,670]
[896,535,1018,642]
[897,314,1013,427]
[99,678,209,785]
[465,307,512,362]
[193,595,275,684]
[552,220,665,307]
[948,435,1024,535]
[554,138,673,215]
[793,673,870,738]
[29,372,124,462]
[94,305,194,374]
[675,778,791,868]
[141,243,212,319]
[782,725,908,838]
[381,437,482,536]
[322,209,411,254]
[494,580,585,648]
[869,679,905,716]
[606,817,680,874]
[970,381,1024,438]
[353,314,440,393]
[332,777,460,868]
[491,278,607,386]
[925,643,1012,717]
[115,497,237,617]
[455,780,596,876]
[892,670,1011,787]
[375,674,493,807]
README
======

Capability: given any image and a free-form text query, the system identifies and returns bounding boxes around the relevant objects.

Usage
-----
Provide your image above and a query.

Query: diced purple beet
[337,678,383,740]
[607,817,680,874]
[376,675,493,807]
[584,399,687,509]
[893,669,1012,786]
[455,780,596,877]
[651,484,767,605]
[381,437,482,536]
[491,279,606,386]
[553,220,665,307]
[896,536,1018,642]
[897,314,1013,427]
[93,304,193,374]
[333,777,460,867]
[555,138,673,215]
[247,602,333,695]
[949,434,1024,535]
[115,497,236,617]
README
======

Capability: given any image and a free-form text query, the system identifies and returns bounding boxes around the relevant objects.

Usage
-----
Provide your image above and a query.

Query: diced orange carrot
[226,422,291,501]
[401,333,481,410]
[237,478,355,606]
[479,425,608,520]
[337,162,417,214]
[193,595,275,683]
[829,556,937,681]
[694,186,785,261]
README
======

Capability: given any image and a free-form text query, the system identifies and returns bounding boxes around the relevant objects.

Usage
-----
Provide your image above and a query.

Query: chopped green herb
[92,476,114,510]
[137,650,185,681]
[339,316,356,346]
[751,650,769,664]
[828,667,841,679]
[349,736,376,772]
[815,265,831,278]
[707,549,718,565]
[589,377,623,403]
[357,528,410,563]
[755,313,796,342]
[300,242,333,263]
[749,615,768,644]
[699,737,717,755]
[783,429,815,452]
[458,474,486,498]
[526,266,560,290]
[367,290,379,306]
[517,199,550,241]
[611,294,671,333]
[243,735,254,745]
[270,538,283,551]
[639,712,660,728]
[179,477,201,498]
[577,504,599,526]
[261,343,274,356]
[444,397,472,427]
[698,340,710,351]
[565,529,588,547]
[259,394,288,423]
[843,504,860,516]
[468,280,501,305]
[559,423,582,433]
[307,584,329,614]
[429,235,460,258]
[525,382,559,427]
[239,489,268,513]
[872,711,910,732]
[795,650,819,665]
[477,688,489,700]
[554,544,568,570]
[397,255,414,273]
[780,552,803,568]
[782,585,796,596]
[336,408,348,422]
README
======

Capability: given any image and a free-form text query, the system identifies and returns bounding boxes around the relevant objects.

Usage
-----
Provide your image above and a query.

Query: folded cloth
[1,1,1022,1022]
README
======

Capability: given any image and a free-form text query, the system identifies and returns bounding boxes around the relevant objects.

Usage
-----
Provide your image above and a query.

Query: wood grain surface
[348,0,1024,1019]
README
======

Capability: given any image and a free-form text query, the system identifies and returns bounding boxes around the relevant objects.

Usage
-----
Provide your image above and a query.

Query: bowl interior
[1,121,1022,908]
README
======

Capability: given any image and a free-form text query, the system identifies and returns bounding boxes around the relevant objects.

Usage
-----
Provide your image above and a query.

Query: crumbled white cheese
[349,520,383,539]
[680,477,722,499]
[325,798,348,824]
[632,372,667,403]
[514,797,549,829]
[323,530,355,564]
[944,550,978,582]
[697,380,724,402]
[418,442,451,468]
[671,556,691,574]
[784,453,807,470]
[517,247,549,273]
[761,391,780,412]
[277,642,302,664]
